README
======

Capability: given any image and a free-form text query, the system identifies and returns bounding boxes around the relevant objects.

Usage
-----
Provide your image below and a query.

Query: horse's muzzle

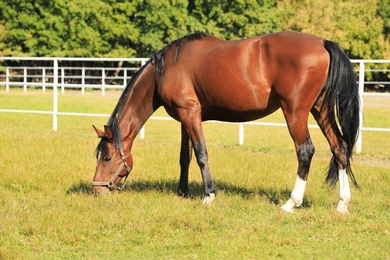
[92,185,110,195]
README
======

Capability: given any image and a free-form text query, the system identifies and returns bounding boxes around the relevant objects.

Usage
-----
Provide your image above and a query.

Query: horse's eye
[104,157,112,162]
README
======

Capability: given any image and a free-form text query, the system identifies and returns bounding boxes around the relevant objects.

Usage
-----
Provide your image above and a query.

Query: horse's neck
[118,64,158,149]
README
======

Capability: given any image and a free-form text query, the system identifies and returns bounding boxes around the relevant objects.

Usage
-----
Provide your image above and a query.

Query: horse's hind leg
[311,106,351,214]
[280,106,315,213]
[178,123,192,197]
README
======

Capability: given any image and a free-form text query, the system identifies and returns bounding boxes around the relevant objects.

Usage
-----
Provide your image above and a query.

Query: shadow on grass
[66,179,312,208]
[67,181,93,195]
[216,181,313,208]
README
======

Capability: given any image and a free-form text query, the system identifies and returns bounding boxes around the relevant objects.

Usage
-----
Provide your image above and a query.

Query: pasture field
[0,89,389,259]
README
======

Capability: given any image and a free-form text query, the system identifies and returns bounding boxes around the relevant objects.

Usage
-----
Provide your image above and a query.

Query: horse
[92,30,360,214]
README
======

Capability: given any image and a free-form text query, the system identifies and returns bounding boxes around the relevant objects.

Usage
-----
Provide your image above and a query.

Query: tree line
[1,0,389,60]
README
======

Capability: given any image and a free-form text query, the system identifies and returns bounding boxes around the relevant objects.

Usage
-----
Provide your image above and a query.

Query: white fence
[1,57,390,154]
[0,57,149,95]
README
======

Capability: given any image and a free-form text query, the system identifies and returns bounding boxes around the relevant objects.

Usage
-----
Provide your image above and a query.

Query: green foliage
[277,0,390,60]
[189,0,282,39]
[0,0,139,57]
[0,0,389,59]
[133,0,193,56]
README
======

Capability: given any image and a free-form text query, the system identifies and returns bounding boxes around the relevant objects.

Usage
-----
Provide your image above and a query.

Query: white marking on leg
[337,169,351,214]
[281,198,296,213]
[281,175,307,213]
[203,193,215,205]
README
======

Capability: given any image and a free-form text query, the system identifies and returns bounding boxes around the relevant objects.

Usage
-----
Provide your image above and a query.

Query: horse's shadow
[67,179,312,208]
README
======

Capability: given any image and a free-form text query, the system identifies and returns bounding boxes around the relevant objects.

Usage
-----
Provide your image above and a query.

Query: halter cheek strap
[91,148,132,191]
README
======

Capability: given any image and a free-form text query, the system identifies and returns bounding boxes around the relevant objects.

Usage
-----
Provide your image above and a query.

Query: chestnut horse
[92,31,359,213]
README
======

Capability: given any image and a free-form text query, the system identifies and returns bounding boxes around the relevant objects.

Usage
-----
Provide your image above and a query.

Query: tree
[126,0,282,56]
[276,0,390,60]
[188,0,282,40]
[131,0,193,57]
[0,0,140,57]
[378,0,390,60]
[0,0,388,61]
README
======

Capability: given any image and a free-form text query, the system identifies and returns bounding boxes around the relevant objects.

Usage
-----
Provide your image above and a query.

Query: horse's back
[158,31,330,122]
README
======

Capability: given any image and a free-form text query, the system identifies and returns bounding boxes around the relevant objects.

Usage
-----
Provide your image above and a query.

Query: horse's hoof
[177,189,188,198]
[281,206,293,213]
[281,198,295,213]
[203,193,215,204]
[337,201,350,214]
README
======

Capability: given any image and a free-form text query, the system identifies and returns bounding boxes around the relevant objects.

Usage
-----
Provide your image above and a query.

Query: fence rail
[0,57,148,96]
[1,57,390,154]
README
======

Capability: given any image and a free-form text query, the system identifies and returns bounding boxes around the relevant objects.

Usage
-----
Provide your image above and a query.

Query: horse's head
[92,125,133,195]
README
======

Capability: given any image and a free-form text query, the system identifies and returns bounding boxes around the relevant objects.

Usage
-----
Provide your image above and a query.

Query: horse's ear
[93,125,105,138]
[104,125,114,141]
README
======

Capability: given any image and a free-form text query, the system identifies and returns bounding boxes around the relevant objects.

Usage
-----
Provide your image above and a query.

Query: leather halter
[91,147,131,191]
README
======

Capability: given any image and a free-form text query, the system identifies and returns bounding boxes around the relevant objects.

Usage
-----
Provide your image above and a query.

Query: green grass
[0,89,389,259]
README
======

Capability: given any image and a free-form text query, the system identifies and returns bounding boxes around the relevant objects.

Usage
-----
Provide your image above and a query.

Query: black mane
[94,60,151,156]
[152,33,205,78]
[96,33,205,155]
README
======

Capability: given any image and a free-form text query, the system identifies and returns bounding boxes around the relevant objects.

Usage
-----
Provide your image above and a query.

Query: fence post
[140,125,145,139]
[61,68,65,94]
[42,68,46,93]
[123,68,127,88]
[81,67,85,95]
[6,67,9,92]
[23,67,27,92]
[102,68,105,96]
[53,59,58,131]
[356,61,365,154]
[238,123,244,145]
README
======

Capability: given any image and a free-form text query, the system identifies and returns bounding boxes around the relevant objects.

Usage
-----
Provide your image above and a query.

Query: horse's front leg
[178,109,216,204]
[192,132,216,204]
[178,123,192,197]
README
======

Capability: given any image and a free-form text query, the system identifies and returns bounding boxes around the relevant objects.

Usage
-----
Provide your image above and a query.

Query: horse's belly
[198,82,279,122]
[201,92,280,122]
[202,106,280,122]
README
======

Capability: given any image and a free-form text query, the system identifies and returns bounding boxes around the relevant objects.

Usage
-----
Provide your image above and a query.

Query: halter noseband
[91,147,132,191]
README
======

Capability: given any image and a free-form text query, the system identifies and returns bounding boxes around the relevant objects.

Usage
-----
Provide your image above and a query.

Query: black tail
[321,40,360,188]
